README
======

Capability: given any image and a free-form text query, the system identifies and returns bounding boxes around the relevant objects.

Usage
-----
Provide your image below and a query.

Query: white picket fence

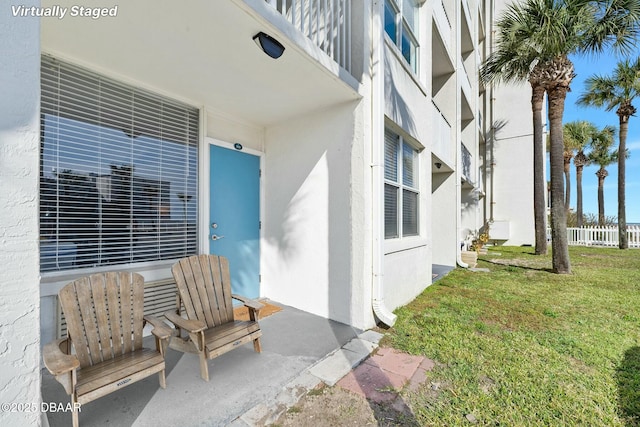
[550,226,640,248]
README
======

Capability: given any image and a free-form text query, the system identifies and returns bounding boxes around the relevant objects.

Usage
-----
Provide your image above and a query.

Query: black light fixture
[435,162,442,169]
[253,32,285,59]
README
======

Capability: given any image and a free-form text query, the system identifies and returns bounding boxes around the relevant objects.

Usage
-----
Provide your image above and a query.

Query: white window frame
[384,129,420,240]
[384,0,420,74]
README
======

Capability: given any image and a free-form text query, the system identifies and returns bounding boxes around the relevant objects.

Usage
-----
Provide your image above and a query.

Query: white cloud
[627,140,640,151]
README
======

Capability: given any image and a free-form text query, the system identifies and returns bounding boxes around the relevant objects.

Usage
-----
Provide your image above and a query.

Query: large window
[384,129,419,239]
[384,0,419,73]
[40,56,199,273]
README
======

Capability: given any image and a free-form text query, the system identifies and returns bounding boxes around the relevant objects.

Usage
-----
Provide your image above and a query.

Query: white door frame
[200,136,265,293]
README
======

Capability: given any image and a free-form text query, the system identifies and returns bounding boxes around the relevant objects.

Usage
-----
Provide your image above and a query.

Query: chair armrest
[164,311,206,333]
[232,294,264,311]
[43,339,80,376]
[144,315,172,340]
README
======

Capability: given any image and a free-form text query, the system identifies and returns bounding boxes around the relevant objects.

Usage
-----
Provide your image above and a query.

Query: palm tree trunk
[547,85,571,274]
[532,84,547,255]
[564,156,571,214]
[618,113,628,249]
[576,165,584,228]
[597,169,606,226]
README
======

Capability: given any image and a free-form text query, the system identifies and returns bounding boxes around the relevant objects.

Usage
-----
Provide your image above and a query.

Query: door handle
[211,234,225,241]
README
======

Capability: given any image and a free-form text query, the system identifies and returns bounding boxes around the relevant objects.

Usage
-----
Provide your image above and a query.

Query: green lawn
[386,246,640,426]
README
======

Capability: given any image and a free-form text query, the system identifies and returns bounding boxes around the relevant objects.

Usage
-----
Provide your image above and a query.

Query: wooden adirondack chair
[165,254,263,381]
[42,272,171,427]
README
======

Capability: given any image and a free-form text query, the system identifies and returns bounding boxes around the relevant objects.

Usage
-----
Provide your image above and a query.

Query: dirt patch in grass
[274,385,420,427]
[485,257,550,270]
[478,306,551,332]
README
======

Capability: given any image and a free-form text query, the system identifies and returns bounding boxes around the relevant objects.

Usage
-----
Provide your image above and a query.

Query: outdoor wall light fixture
[253,32,285,59]
[435,162,442,169]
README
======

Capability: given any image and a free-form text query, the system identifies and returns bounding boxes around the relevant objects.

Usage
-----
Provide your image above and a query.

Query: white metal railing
[460,60,473,99]
[461,142,474,183]
[433,0,452,51]
[432,102,452,164]
[266,0,351,74]
[548,226,640,248]
[461,0,473,37]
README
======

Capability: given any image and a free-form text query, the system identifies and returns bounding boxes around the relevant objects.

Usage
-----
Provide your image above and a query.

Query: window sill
[384,236,428,255]
[39,259,177,296]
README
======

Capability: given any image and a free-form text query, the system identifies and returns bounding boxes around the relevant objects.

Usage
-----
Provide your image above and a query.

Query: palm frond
[577,56,640,112]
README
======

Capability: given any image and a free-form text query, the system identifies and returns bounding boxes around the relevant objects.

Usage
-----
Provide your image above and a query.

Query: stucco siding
[0,3,42,426]
[492,83,536,246]
[262,102,360,326]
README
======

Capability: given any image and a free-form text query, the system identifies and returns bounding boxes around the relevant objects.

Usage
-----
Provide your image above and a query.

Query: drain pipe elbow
[372,295,397,327]
[371,277,398,327]
[457,253,469,268]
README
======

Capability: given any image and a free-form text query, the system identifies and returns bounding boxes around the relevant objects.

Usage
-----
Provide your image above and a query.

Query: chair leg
[71,396,79,427]
[199,352,209,381]
[158,369,166,389]
[253,337,262,353]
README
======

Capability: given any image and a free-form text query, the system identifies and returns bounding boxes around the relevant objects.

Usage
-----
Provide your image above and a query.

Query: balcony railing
[432,102,452,164]
[433,0,452,52]
[461,142,475,183]
[461,0,473,37]
[266,0,352,74]
[460,59,473,98]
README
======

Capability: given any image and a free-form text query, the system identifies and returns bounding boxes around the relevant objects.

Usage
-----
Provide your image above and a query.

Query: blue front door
[209,144,260,298]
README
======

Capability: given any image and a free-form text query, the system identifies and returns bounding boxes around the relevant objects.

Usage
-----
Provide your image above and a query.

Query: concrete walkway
[42,302,380,427]
[42,299,440,427]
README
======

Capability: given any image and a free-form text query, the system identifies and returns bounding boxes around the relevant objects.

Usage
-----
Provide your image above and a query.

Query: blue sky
[560,52,640,224]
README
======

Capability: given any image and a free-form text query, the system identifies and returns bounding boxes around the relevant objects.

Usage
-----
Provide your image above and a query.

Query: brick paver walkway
[336,347,435,403]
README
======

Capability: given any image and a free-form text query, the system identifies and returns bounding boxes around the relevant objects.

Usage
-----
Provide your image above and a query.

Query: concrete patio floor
[41,302,365,427]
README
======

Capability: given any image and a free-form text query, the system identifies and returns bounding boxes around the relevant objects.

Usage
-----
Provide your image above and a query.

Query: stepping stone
[337,361,406,403]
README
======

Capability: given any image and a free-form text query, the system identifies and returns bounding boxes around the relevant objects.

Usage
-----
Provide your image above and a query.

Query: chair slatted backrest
[58,272,145,368]
[171,255,234,328]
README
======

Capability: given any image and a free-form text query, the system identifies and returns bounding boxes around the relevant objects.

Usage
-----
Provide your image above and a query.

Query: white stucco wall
[383,43,429,144]
[206,111,265,153]
[431,172,458,265]
[262,102,361,327]
[491,83,536,246]
[484,0,539,247]
[379,33,433,312]
[0,4,42,426]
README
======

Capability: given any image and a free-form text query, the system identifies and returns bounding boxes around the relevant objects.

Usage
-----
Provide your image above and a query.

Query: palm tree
[588,126,618,225]
[563,120,597,226]
[576,57,640,248]
[562,127,577,214]
[482,0,640,273]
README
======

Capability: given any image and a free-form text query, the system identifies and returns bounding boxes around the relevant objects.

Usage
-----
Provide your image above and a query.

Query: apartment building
[1,0,534,421]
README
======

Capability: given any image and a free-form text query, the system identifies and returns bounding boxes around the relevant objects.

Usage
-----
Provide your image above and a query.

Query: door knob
[211,234,225,241]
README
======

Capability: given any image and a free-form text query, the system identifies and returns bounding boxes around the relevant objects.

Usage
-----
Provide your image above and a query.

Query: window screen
[40,56,199,273]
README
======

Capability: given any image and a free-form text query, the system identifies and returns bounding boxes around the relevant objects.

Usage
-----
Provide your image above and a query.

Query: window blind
[384,128,418,239]
[40,56,199,272]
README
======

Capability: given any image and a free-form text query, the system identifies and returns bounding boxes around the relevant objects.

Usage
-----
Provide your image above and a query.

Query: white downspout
[455,0,468,269]
[371,0,396,327]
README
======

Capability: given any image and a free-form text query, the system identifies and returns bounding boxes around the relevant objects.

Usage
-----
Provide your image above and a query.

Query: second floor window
[384,0,419,73]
